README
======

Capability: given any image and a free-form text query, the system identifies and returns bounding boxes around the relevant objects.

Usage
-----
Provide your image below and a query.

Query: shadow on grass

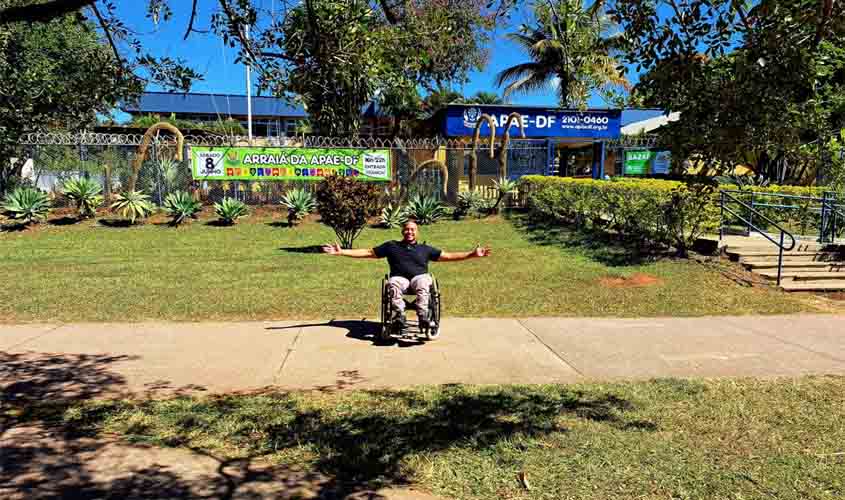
[267,221,293,228]
[48,216,83,226]
[204,219,237,227]
[98,218,136,228]
[0,221,30,232]
[1,347,657,499]
[508,213,670,267]
[279,244,324,253]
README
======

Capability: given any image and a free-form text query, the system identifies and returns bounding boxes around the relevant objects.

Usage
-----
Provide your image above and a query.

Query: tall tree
[612,0,845,182]
[0,8,142,193]
[495,0,629,109]
[468,91,505,104]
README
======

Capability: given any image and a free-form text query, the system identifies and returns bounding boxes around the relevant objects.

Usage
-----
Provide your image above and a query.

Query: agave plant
[214,197,249,225]
[2,187,51,225]
[163,191,202,226]
[455,189,486,219]
[280,187,315,226]
[491,177,518,213]
[61,177,103,219]
[380,202,408,228]
[110,190,154,225]
[405,194,445,225]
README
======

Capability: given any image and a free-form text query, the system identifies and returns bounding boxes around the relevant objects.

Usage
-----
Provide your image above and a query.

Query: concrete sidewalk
[2,315,845,398]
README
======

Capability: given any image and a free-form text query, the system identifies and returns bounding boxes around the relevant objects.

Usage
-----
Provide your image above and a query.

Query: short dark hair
[403,218,418,228]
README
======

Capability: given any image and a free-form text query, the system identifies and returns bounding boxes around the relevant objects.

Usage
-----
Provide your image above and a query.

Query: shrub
[315,175,382,248]
[162,191,202,226]
[111,190,154,224]
[520,176,721,256]
[280,187,316,226]
[405,194,445,225]
[61,177,103,219]
[491,177,518,213]
[2,187,51,225]
[454,189,485,219]
[214,197,249,225]
[380,202,407,228]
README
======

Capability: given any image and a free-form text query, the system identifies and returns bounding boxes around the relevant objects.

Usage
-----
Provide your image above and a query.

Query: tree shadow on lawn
[1,349,658,499]
[508,214,672,267]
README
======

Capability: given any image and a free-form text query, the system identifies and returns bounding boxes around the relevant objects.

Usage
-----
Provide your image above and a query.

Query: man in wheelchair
[321,219,491,330]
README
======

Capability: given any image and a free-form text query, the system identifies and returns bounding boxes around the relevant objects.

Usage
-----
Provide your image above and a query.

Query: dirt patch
[599,273,663,288]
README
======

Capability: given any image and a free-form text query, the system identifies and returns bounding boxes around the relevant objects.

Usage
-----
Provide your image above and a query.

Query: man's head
[401,219,418,243]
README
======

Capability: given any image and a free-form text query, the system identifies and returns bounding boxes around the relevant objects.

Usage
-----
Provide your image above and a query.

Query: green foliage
[491,177,518,213]
[405,194,445,225]
[0,12,142,193]
[715,174,771,190]
[454,189,488,219]
[280,187,316,226]
[521,176,721,256]
[248,1,494,135]
[614,0,845,182]
[61,177,103,219]
[213,197,249,226]
[110,190,155,225]
[315,176,382,248]
[1,187,51,225]
[162,191,201,226]
[496,0,629,108]
[380,202,408,229]
[130,113,246,136]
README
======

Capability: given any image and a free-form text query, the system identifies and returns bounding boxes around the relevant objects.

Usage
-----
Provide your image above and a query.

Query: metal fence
[15,133,549,206]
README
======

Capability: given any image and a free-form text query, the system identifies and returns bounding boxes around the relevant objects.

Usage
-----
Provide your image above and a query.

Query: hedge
[519,176,840,253]
[518,176,720,256]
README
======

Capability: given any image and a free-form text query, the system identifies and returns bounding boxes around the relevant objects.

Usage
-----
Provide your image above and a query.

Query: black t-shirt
[373,240,442,280]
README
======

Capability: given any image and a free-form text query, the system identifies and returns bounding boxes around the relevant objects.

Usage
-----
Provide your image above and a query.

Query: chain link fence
[14,133,549,206]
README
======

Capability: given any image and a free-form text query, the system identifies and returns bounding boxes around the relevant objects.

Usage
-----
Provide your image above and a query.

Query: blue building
[440,103,667,179]
[122,92,307,137]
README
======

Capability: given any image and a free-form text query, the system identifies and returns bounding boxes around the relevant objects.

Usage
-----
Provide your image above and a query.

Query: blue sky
[119,0,639,110]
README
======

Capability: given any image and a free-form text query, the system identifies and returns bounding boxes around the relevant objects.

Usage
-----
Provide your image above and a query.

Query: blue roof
[123,92,307,118]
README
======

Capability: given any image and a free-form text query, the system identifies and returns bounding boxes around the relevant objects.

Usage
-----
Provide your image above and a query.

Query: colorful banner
[191,146,391,181]
[624,149,655,175]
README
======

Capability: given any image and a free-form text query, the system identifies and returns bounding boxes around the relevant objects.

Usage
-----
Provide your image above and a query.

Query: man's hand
[474,244,492,258]
[322,242,342,255]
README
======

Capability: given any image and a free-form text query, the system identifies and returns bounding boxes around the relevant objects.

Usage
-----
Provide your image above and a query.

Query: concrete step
[758,270,845,281]
[781,280,845,292]
[743,260,845,271]
[726,242,825,253]
[737,252,842,264]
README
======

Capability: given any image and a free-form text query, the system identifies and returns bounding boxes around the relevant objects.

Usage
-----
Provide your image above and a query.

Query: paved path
[3,315,845,398]
[3,315,845,499]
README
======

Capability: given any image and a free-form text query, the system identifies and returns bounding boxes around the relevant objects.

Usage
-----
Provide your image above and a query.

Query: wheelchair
[379,274,441,341]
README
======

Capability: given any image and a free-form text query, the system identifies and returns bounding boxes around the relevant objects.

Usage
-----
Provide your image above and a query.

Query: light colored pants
[387,274,433,315]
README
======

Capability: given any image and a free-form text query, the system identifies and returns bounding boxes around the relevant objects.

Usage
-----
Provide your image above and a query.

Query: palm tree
[468,91,504,105]
[495,0,628,109]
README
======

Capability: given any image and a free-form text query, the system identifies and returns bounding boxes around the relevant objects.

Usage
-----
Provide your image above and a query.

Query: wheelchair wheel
[425,278,441,340]
[379,276,392,341]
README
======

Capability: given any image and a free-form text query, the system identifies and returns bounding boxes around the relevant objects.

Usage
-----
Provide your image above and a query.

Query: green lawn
[9,377,844,499]
[0,210,814,322]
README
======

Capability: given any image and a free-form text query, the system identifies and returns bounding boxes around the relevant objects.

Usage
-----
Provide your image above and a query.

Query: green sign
[624,149,655,175]
[191,146,391,181]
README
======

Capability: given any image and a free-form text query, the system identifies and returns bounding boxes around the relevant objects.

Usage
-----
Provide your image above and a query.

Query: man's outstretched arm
[438,245,491,262]
[322,242,378,258]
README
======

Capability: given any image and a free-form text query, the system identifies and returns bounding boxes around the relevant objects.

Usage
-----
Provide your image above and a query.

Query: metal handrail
[720,190,796,286]
[821,193,845,244]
